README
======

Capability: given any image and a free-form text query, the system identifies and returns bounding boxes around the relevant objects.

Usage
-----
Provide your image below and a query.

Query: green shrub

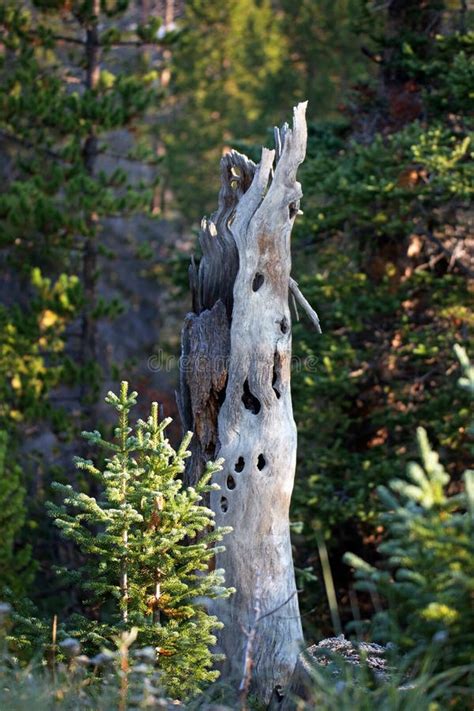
[299,654,472,711]
[0,616,171,711]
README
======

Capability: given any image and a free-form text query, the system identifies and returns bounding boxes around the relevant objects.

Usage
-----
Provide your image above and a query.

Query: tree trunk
[178,103,313,703]
[81,0,100,431]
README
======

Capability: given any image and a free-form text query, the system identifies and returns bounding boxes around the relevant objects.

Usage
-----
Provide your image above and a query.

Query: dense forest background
[0,0,472,706]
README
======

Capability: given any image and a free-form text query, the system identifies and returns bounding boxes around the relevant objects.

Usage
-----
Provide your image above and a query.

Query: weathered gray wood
[289,277,322,334]
[177,152,257,489]
[178,103,314,703]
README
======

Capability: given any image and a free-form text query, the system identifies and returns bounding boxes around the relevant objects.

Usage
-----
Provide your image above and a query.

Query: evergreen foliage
[345,347,474,683]
[278,0,369,116]
[162,0,290,219]
[0,0,472,706]
[0,0,165,612]
[48,382,233,699]
[0,0,162,413]
[297,651,472,711]
[0,270,81,427]
[289,8,473,628]
[0,431,34,597]
[162,0,371,220]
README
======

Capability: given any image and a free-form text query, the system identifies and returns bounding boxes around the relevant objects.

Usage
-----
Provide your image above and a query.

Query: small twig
[238,582,298,710]
[289,277,322,334]
[51,614,58,682]
[255,590,297,624]
[448,239,466,272]
[315,526,342,636]
[414,251,446,272]
[290,289,300,322]
[27,32,164,49]
[99,148,160,166]
[238,578,262,711]
[49,34,86,46]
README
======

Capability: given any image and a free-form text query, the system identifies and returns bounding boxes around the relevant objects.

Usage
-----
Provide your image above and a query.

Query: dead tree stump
[178,103,317,703]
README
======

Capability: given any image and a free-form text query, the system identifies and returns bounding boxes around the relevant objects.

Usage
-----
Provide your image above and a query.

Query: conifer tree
[0,431,34,598]
[290,6,473,622]
[345,346,474,676]
[48,382,233,699]
[0,0,168,604]
[0,1,165,425]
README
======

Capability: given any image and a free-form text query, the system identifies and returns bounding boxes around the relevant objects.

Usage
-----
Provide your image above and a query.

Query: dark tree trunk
[80,0,101,429]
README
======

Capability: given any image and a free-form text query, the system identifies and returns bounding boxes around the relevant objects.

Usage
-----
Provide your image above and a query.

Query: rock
[59,638,81,658]
[271,635,389,710]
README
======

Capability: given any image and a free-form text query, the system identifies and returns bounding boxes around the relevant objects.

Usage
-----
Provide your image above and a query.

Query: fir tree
[0,431,34,598]
[345,346,474,678]
[48,382,233,699]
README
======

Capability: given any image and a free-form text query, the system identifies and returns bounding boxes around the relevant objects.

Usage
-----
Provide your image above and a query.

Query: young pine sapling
[48,382,233,698]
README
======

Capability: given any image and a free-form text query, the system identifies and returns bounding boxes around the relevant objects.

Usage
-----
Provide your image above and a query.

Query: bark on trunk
[178,103,312,703]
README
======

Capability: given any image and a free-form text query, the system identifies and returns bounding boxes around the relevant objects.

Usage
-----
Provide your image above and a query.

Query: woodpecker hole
[252,272,264,292]
[242,379,261,414]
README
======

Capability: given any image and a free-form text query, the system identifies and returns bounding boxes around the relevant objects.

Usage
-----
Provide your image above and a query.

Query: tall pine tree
[0,0,167,605]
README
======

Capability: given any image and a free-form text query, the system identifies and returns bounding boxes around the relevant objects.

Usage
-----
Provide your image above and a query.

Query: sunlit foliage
[48,383,233,698]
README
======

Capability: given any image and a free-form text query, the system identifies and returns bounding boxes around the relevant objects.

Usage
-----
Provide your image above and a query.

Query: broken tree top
[189,101,321,332]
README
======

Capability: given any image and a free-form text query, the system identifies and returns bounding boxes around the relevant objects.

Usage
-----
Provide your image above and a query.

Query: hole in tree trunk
[235,456,245,472]
[289,202,298,219]
[257,454,266,470]
[226,475,236,490]
[272,369,281,399]
[242,379,261,414]
[205,441,216,458]
[220,496,229,512]
[252,272,264,292]
[217,372,228,407]
[280,316,289,334]
[272,351,282,399]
